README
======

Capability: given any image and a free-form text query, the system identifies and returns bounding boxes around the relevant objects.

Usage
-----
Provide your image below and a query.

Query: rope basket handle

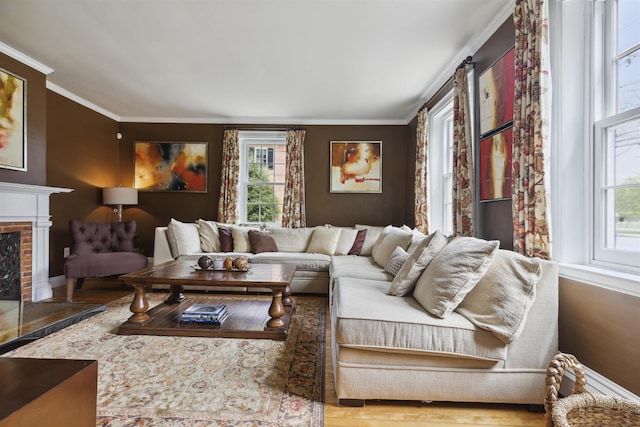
[544,353,589,427]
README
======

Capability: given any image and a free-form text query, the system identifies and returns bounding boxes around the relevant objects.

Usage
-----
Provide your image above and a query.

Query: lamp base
[114,205,123,222]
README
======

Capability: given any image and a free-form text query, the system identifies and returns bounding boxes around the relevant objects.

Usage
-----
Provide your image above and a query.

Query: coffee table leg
[282,284,293,306]
[128,283,150,324]
[267,289,285,328]
[165,284,186,304]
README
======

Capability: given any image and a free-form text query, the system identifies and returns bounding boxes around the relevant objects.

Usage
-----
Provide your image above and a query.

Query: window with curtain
[428,90,454,236]
[593,0,640,270]
[237,131,286,225]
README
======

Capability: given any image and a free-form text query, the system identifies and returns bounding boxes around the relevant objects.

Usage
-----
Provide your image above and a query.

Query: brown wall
[559,278,640,395]
[0,53,47,185]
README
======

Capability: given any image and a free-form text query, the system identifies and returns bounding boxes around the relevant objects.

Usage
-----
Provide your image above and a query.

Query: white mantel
[0,182,73,301]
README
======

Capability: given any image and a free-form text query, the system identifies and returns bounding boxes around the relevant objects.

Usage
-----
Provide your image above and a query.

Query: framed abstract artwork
[330,141,382,193]
[0,68,26,171]
[478,47,515,137]
[479,126,513,201]
[134,142,208,192]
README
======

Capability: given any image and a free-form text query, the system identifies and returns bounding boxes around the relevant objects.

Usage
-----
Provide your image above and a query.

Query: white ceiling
[0,0,512,125]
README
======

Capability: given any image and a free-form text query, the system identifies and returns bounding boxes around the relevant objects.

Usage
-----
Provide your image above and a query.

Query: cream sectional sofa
[153,219,558,406]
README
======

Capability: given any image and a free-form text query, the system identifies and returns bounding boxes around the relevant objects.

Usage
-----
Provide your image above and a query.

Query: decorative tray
[192,265,250,272]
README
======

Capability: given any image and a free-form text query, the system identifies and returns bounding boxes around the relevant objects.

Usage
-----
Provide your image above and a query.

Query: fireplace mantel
[0,182,73,301]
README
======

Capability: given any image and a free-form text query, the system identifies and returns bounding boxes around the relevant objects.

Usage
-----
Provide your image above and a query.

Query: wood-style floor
[46,278,546,426]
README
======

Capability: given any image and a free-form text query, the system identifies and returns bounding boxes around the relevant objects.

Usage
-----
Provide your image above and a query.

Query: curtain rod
[420,55,474,112]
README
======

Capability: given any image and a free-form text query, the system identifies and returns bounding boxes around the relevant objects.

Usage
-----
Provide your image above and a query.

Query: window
[238,131,286,225]
[592,0,640,269]
[429,91,454,236]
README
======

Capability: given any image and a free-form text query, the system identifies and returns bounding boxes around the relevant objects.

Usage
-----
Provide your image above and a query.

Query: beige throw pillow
[455,250,541,344]
[388,230,449,296]
[334,228,359,255]
[413,236,500,318]
[307,227,341,255]
[372,227,412,267]
[197,219,220,252]
[167,218,201,256]
[230,225,260,253]
[354,224,387,256]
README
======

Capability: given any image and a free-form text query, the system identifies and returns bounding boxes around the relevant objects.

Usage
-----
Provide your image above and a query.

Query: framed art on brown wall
[134,141,207,192]
[0,68,26,171]
[479,126,513,201]
[330,141,382,193]
[478,47,515,137]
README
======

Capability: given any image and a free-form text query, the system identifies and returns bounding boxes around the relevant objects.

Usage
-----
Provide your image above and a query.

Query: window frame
[591,0,640,271]
[428,91,454,236]
[237,131,286,226]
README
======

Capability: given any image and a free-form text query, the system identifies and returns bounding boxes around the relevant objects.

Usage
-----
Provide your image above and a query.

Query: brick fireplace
[0,182,72,301]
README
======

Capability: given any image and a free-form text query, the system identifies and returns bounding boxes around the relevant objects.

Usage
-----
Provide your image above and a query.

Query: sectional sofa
[153,218,558,406]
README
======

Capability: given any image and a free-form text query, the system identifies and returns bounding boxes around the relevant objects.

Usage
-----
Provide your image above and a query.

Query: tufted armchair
[64,220,148,302]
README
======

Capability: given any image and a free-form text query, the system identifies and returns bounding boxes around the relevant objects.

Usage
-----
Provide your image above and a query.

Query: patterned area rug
[3,294,325,426]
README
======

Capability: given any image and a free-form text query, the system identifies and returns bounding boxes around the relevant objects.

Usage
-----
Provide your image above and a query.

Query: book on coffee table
[182,303,227,316]
[181,310,229,324]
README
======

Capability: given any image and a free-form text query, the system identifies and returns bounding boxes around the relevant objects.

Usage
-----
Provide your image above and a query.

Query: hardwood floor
[47,279,546,426]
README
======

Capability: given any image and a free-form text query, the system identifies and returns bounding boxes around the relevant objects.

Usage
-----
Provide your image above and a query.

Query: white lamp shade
[103,187,138,205]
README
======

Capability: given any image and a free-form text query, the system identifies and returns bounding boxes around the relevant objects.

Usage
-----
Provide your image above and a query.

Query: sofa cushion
[167,218,201,256]
[333,278,507,361]
[355,224,386,256]
[329,255,392,282]
[197,219,220,252]
[251,252,331,271]
[269,227,315,252]
[455,249,541,344]
[348,229,367,255]
[65,252,148,279]
[388,230,449,296]
[248,230,278,253]
[372,226,412,267]
[413,236,500,318]
[307,227,341,255]
[334,228,359,255]
[383,246,408,276]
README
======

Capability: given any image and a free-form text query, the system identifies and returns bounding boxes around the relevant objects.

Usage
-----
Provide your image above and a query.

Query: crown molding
[46,81,120,122]
[118,116,407,126]
[0,41,54,75]
[406,0,515,123]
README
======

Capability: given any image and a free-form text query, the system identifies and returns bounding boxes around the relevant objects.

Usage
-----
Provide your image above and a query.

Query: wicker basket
[544,353,640,427]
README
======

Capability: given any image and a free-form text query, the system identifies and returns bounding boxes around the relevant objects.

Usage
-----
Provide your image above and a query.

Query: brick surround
[0,222,33,301]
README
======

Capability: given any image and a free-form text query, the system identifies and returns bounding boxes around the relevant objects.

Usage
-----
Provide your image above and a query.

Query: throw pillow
[248,230,278,254]
[407,228,428,253]
[197,219,220,252]
[167,218,201,256]
[354,224,386,256]
[455,250,541,344]
[383,246,409,276]
[334,228,359,255]
[230,226,259,253]
[218,226,233,252]
[388,230,449,296]
[413,236,500,318]
[372,226,412,268]
[348,229,367,255]
[306,227,341,255]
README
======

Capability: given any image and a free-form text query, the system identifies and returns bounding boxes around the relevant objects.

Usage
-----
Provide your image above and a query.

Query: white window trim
[550,0,640,295]
[428,91,454,235]
[237,130,286,227]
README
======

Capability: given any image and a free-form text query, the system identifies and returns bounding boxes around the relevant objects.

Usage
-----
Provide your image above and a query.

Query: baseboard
[560,364,640,401]
[49,275,66,288]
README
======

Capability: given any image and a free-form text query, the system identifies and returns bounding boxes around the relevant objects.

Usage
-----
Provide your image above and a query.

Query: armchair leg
[66,278,76,302]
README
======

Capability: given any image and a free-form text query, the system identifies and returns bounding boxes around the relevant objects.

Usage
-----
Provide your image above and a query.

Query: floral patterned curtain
[452,65,475,237]
[217,129,239,224]
[414,108,430,233]
[512,0,552,260]
[282,129,306,228]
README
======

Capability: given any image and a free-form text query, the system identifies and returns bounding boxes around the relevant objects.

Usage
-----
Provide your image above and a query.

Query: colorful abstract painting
[479,127,513,201]
[0,69,26,171]
[330,141,382,193]
[134,142,207,192]
[479,47,515,136]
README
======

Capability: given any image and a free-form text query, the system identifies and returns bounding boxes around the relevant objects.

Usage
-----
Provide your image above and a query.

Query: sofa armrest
[153,227,174,265]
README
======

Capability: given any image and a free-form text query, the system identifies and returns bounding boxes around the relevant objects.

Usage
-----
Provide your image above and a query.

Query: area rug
[3,294,325,426]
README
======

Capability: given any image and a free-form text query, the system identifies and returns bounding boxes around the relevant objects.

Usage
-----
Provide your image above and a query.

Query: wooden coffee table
[116,261,296,340]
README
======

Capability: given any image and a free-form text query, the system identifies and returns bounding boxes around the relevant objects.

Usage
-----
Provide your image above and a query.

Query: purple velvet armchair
[63,220,148,302]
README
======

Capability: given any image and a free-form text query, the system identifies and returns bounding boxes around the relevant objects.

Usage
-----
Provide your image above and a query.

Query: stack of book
[180,303,228,324]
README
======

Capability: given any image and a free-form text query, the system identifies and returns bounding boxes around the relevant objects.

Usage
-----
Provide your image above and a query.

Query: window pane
[608,117,640,186]
[605,187,640,251]
[617,0,640,54]
[617,51,640,112]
